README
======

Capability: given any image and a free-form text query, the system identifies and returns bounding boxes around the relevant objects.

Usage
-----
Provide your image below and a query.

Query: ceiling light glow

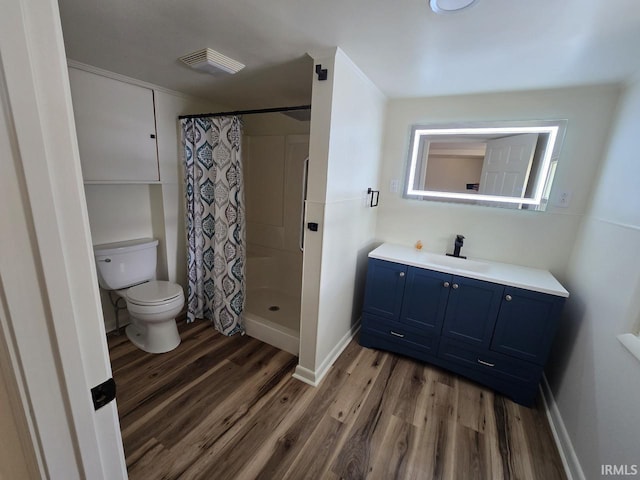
[430,0,478,14]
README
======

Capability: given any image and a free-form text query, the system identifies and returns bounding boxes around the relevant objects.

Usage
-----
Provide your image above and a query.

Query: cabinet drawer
[438,337,542,385]
[361,314,438,356]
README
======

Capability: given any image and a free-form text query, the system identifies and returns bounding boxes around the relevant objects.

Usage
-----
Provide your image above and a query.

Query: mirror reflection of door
[477,133,538,197]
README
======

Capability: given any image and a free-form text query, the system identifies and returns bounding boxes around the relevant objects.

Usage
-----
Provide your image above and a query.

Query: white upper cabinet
[68,68,159,182]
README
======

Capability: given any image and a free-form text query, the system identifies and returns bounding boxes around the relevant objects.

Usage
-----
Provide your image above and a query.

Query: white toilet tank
[93,238,159,290]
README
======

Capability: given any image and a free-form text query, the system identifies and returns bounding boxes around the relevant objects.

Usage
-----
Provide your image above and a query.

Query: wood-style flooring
[108,320,566,480]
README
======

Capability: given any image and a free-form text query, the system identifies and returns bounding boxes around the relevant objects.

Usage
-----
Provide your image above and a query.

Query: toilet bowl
[124,280,185,354]
[94,238,185,354]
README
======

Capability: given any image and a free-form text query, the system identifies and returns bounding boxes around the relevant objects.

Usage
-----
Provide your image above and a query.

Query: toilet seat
[127,280,183,306]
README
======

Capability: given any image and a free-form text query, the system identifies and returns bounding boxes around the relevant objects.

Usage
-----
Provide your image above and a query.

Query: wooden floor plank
[452,423,492,480]
[520,401,567,480]
[281,413,346,480]
[456,376,491,434]
[366,414,416,479]
[156,352,297,479]
[412,368,457,428]
[108,324,566,480]
[329,355,402,479]
[392,359,428,426]
[252,365,352,480]
[211,378,317,480]
[328,346,388,424]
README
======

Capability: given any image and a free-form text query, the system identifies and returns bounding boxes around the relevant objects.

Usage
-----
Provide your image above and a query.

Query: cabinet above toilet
[68,67,159,183]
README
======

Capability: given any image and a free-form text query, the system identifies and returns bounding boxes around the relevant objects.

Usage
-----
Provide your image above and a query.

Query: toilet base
[126,319,181,354]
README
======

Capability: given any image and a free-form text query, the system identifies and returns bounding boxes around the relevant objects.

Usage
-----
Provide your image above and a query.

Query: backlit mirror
[404,120,567,211]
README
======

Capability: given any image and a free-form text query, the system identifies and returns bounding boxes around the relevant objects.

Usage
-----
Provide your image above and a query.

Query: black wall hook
[367,187,380,207]
[315,64,328,81]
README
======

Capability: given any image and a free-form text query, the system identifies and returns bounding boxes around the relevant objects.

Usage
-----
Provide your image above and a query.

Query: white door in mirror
[479,133,538,197]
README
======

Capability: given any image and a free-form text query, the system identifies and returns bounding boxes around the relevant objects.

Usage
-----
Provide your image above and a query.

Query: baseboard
[539,374,585,480]
[292,365,317,386]
[292,320,361,387]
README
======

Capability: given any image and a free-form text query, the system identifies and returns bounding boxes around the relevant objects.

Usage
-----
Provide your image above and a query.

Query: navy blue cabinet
[441,276,503,348]
[360,258,566,407]
[491,287,565,365]
[362,259,407,321]
[399,267,450,333]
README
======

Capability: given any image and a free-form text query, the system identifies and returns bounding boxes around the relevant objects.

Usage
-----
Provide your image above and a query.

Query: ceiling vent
[179,48,245,75]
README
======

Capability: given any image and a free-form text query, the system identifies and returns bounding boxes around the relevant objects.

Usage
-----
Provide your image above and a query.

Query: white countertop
[369,243,569,298]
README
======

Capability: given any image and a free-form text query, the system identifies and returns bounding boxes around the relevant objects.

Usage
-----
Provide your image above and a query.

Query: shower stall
[242,113,309,355]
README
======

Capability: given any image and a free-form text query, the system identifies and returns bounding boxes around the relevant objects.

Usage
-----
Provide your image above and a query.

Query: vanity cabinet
[491,287,565,365]
[68,67,159,182]
[441,276,503,347]
[360,250,567,406]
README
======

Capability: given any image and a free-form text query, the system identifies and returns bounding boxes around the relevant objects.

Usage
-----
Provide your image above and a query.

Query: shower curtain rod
[178,104,311,120]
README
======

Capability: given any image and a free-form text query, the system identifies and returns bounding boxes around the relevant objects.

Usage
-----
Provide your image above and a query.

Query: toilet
[93,238,185,354]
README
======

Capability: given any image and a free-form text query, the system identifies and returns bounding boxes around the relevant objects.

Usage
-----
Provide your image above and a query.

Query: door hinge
[91,377,116,411]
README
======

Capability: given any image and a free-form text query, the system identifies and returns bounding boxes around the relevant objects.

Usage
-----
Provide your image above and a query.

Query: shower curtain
[181,116,245,336]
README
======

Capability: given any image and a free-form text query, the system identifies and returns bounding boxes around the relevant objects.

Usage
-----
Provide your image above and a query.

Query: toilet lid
[127,281,183,306]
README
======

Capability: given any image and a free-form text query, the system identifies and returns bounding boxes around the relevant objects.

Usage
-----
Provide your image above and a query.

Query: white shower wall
[242,113,309,352]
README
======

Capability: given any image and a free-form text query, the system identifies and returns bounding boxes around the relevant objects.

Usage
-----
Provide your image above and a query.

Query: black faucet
[446,234,466,259]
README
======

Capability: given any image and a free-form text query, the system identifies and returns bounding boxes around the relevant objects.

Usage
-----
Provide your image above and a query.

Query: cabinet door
[68,68,159,182]
[441,276,503,348]
[491,287,565,365]
[362,259,406,321]
[400,267,450,333]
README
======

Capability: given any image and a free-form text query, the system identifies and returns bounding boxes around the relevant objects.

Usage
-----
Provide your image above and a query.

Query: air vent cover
[179,48,245,75]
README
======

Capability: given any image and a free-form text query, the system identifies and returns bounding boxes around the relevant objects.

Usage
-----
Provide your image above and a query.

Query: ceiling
[58,0,640,109]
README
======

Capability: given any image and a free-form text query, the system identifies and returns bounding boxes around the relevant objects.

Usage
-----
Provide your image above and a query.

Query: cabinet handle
[443,281,450,288]
[452,283,459,289]
[477,359,495,367]
[399,272,405,277]
[505,294,512,301]
[390,331,405,338]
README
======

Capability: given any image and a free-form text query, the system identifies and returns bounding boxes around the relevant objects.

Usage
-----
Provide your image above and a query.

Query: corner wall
[296,48,386,383]
[546,80,640,478]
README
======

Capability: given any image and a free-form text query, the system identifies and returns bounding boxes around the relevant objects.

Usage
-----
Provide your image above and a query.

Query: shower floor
[244,287,300,355]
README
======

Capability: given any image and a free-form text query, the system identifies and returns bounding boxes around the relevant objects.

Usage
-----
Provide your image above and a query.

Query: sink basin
[422,253,490,273]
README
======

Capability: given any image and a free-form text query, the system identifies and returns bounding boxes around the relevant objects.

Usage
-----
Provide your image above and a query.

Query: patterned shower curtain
[181,116,245,336]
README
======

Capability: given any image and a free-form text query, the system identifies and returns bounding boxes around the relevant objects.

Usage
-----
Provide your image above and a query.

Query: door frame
[0,0,127,477]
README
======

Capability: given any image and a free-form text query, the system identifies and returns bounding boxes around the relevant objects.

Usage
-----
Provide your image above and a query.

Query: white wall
[425,155,483,193]
[296,48,386,383]
[546,80,640,478]
[376,86,620,276]
[84,184,159,246]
